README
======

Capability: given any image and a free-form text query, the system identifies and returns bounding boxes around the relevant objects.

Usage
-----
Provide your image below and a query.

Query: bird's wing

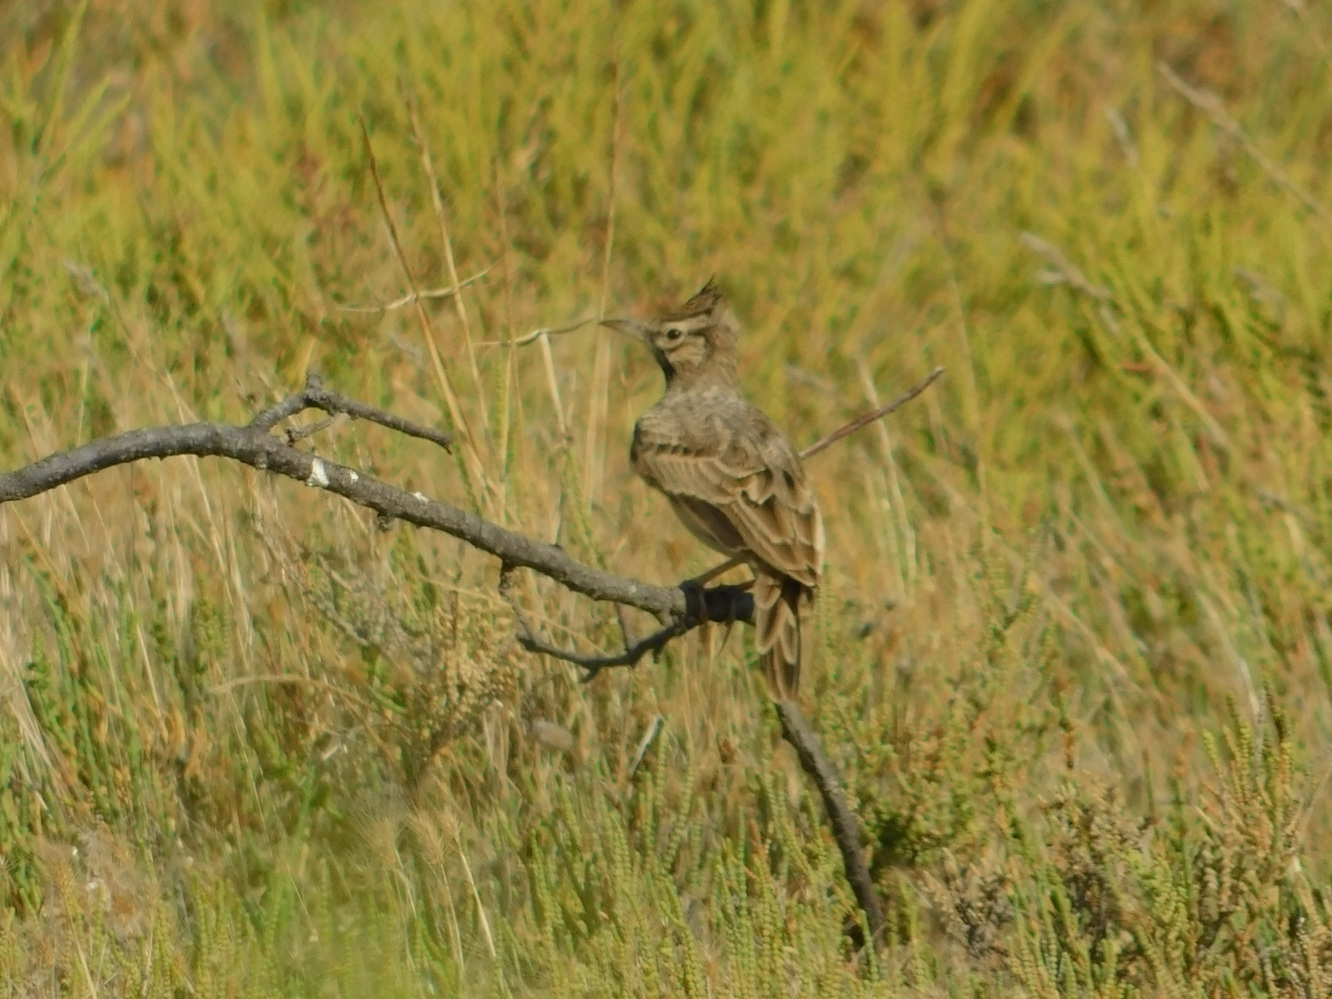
[633,410,823,587]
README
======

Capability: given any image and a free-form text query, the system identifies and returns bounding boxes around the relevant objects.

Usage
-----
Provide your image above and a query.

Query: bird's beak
[600,317,647,341]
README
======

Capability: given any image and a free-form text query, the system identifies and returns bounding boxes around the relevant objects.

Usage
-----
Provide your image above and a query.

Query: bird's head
[602,279,739,388]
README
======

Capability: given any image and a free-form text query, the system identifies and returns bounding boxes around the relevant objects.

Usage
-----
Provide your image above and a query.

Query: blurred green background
[1,0,1331,994]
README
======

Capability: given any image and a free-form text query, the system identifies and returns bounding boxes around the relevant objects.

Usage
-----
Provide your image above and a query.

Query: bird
[602,280,824,701]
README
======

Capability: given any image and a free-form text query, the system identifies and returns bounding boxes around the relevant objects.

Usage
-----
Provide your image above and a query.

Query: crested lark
[603,280,824,700]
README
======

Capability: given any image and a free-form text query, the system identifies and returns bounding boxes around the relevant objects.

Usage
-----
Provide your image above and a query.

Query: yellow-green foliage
[2,0,1331,994]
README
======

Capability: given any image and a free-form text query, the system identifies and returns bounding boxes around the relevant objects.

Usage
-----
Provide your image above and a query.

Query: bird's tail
[754,572,812,701]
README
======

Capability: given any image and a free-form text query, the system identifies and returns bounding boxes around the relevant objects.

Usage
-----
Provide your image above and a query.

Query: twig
[499,562,753,681]
[800,367,946,460]
[285,418,334,444]
[521,616,692,678]
[775,700,886,948]
[615,602,640,647]
[685,554,745,587]
[678,370,946,597]
[477,317,596,349]
[336,269,491,313]
[249,372,454,450]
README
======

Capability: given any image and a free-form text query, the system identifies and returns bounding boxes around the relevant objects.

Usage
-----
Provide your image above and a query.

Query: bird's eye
[663,326,685,341]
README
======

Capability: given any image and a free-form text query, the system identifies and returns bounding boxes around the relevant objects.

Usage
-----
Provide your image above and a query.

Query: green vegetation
[2,0,1331,993]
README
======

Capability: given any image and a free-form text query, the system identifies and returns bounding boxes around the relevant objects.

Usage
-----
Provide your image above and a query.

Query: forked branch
[500,564,754,681]
[0,372,691,621]
[0,366,941,951]
[1,367,942,674]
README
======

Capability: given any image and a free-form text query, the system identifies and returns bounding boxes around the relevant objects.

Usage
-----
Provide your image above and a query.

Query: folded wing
[632,424,823,586]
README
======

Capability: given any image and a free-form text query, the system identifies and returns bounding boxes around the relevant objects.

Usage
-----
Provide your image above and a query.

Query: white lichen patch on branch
[306,458,330,488]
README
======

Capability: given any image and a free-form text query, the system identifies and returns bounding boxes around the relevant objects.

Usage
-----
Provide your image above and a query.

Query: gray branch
[0,375,708,624]
[776,700,886,948]
[499,565,753,681]
[249,372,456,449]
[1,372,903,951]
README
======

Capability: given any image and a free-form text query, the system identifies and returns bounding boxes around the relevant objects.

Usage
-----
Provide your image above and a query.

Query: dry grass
[2,0,1332,994]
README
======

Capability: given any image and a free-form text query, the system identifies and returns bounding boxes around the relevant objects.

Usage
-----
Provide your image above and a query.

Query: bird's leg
[680,575,755,635]
[680,555,753,624]
[683,554,744,588]
[679,577,707,624]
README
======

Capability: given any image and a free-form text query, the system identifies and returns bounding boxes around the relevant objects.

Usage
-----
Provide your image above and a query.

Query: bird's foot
[678,576,754,626]
[679,578,707,623]
[682,554,744,589]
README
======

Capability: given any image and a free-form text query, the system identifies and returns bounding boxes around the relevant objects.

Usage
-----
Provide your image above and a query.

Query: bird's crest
[663,278,724,322]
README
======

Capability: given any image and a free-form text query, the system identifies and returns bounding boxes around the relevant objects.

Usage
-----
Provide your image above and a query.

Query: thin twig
[304,373,455,450]
[685,555,745,587]
[615,602,639,648]
[515,607,691,678]
[499,561,753,681]
[248,372,454,450]
[285,418,334,444]
[800,367,946,460]
[643,371,947,609]
[476,317,597,349]
[336,269,491,313]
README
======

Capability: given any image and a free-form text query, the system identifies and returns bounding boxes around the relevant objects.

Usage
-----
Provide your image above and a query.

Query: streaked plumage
[603,281,824,700]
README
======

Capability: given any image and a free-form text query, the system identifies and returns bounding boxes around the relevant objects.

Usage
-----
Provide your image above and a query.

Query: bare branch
[247,389,312,432]
[284,418,335,444]
[476,316,597,349]
[3,367,942,642]
[499,562,753,682]
[305,374,455,450]
[336,268,491,313]
[800,366,945,460]
[247,372,454,448]
[0,372,906,953]
[775,699,886,948]
[0,405,684,621]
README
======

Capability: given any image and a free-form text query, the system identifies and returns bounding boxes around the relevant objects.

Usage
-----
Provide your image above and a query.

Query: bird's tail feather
[754,573,811,700]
